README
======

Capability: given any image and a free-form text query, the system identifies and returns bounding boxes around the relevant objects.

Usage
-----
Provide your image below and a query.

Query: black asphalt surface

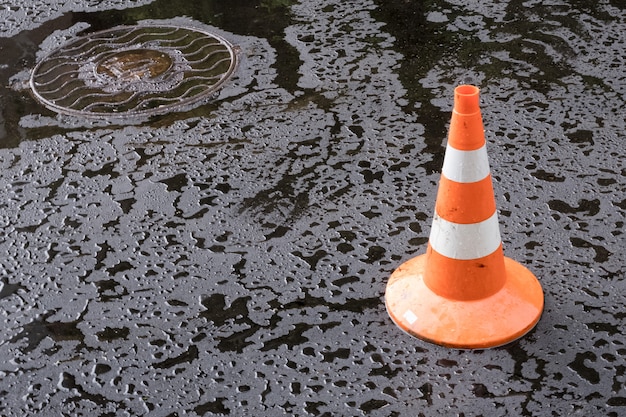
[0,0,624,416]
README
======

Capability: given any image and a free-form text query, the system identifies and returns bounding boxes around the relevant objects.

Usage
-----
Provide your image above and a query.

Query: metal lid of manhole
[29,25,238,118]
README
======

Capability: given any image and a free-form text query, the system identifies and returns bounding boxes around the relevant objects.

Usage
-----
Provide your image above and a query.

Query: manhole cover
[29,25,238,118]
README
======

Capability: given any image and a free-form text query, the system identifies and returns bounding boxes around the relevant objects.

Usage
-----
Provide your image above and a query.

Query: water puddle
[0,0,299,148]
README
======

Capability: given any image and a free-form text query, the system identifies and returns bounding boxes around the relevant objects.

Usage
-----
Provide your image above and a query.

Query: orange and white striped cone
[385,85,544,349]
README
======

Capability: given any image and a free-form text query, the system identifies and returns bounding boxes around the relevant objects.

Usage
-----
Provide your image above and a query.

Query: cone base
[385,255,544,349]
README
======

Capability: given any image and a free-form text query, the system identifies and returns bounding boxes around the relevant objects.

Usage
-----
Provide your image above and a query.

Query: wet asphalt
[0,0,625,416]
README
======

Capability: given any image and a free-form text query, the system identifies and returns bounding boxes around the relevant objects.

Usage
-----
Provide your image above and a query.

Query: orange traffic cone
[385,85,544,349]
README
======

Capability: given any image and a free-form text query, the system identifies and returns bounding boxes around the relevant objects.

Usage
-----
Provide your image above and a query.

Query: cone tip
[454,85,480,115]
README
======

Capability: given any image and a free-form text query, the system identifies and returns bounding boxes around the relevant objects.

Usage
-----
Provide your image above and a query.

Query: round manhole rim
[29,24,239,119]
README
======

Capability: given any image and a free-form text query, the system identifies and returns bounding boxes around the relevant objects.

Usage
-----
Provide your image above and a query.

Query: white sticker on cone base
[429,211,501,260]
[403,310,418,325]
[442,143,490,183]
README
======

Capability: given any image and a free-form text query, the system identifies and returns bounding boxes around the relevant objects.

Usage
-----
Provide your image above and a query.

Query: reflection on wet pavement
[0,0,625,415]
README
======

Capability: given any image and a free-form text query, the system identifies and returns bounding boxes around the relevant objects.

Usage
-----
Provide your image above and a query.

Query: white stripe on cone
[429,211,502,260]
[441,143,490,183]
